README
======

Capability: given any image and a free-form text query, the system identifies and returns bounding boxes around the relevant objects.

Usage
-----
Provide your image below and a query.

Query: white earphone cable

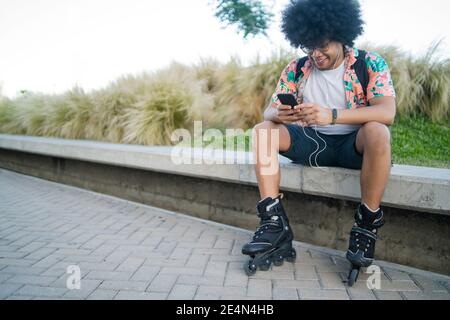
[300,46,341,169]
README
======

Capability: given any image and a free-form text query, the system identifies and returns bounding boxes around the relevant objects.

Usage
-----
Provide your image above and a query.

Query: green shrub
[0,97,26,134]
[361,41,449,122]
[121,63,213,145]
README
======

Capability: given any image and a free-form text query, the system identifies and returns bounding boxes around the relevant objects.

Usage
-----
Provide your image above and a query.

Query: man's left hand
[298,103,333,126]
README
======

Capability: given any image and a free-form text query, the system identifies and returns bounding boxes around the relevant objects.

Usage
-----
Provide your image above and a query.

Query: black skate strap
[351,226,377,240]
[257,198,283,219]
[355,207,385,229]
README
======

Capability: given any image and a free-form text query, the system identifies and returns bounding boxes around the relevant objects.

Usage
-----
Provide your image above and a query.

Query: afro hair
[281,0,364,49]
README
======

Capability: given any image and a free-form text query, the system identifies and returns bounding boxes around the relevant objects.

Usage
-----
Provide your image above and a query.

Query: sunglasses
[300,41,331,55]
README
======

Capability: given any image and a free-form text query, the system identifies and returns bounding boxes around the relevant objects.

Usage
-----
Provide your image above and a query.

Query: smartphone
[277,93,298,108]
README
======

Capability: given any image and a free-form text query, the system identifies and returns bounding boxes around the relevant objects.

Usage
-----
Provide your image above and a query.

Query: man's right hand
[277,104,306,126]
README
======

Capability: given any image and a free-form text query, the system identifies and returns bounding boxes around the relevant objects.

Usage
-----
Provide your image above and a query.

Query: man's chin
[314,58,331,70]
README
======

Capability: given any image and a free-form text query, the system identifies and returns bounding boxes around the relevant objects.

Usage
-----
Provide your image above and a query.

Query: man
[241,0,396,284]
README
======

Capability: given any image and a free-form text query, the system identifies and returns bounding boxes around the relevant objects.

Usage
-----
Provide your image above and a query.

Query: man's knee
[253,121,286,139]
[254,120,279,131]
[361,121,391,152]
[253,121,290,151]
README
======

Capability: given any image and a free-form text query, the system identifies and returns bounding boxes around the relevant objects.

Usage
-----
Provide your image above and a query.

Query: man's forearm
[336,104,396,125]
[264,106,283,123]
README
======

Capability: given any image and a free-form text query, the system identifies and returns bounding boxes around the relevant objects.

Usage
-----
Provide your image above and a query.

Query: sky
[1,0,449,99]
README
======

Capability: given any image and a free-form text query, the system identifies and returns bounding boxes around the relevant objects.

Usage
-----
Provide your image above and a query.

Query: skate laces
[351,227,376,253]
[252,217,282,242]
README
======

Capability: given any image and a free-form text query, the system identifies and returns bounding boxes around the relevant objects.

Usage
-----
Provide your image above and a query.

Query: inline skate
[346,203,384,286]
[242,194,296,276]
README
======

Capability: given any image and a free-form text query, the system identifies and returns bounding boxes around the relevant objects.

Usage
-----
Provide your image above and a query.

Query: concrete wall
[1,148,449,275]
[1,134,448,214]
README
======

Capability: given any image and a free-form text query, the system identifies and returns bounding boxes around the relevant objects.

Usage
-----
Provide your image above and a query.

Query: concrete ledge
[0,134,448,215]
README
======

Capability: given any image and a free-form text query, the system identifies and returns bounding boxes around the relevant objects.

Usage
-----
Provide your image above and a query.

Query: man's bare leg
[252,120,292,200]
[356,121,392,210]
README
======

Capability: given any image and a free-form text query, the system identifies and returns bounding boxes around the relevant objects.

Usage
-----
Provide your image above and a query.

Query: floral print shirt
[269,47,396,109]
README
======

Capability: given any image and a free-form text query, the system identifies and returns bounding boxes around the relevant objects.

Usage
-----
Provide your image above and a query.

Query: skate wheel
[273,255,284,266]
[244,261,257,276]
[285,248,297,263]
[347,268,359,287]
[259,259,271,271]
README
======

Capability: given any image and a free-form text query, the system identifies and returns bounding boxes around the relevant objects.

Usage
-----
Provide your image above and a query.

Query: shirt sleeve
[268,59,299,108]
[365,51,396,101]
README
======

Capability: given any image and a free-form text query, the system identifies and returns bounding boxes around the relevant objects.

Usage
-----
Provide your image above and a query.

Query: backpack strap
[353,49,369,97]
[294,56,309,82]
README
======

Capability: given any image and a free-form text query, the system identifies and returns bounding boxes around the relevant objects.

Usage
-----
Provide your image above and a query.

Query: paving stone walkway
[0,169,449,300]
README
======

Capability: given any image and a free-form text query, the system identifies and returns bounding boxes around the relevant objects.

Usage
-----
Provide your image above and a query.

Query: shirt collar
[300,46,359,76]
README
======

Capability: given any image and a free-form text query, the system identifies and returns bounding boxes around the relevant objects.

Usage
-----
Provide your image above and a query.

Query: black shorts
[280,124,364,170]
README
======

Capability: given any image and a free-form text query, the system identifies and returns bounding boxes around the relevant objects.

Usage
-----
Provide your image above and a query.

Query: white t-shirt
[303,60,361,135]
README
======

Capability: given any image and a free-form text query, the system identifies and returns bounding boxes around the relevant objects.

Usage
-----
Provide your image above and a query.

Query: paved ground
[0,169,449,300]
